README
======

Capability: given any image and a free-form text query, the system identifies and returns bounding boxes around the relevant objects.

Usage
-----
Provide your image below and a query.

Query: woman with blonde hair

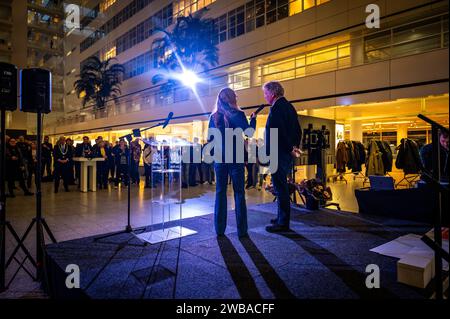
[208,87,256,238]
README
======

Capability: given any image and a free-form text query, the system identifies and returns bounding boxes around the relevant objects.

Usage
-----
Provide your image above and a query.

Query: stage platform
[45,203,435,299]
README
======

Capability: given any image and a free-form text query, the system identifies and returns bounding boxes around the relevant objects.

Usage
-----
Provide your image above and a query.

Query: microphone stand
[93,119,171,244]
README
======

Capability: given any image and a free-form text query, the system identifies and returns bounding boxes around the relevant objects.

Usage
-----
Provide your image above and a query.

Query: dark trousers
[203,162,215,184]
[54,163,70,191]
[109,162,115,180]
[42,157,52,177]
[27,163,35,189]
[182,163,189,187]
[130,161,140,184]
[115,164,129,186]
[271,154,293,227]
[97,161,109,188]
[144,163,152,187]
[189,163,203,185]
[214,163,248,237]
[75,162,81,184]
[245,163,254,187]
[7,167,28,195]
[68,161,75,184]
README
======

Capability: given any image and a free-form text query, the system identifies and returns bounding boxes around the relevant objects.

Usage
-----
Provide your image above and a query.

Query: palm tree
[151,8,219,93]
[74,56,125,110]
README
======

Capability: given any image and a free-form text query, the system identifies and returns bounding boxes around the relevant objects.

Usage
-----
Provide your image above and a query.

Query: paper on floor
[370,233,448,271]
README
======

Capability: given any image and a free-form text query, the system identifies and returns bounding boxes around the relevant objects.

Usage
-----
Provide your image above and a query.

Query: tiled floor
[0,168,414,298]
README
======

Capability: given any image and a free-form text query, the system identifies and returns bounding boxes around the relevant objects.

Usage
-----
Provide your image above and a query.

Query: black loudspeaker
[20,68,52,114]
[0,62,17,111]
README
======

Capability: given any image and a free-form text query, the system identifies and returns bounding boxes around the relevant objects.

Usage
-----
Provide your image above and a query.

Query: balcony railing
[49,12,449,128]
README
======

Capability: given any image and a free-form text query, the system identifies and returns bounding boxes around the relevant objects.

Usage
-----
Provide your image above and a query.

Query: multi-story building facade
[48,0,448,147]
[0,0,65,132]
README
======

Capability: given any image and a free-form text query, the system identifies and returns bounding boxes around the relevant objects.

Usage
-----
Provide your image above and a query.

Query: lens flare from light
[176,70,201,89]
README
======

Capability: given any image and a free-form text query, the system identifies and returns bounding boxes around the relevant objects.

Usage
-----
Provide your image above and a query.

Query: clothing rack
[352,171,369,186]
[327,172,348,184]
[395,173,420,188]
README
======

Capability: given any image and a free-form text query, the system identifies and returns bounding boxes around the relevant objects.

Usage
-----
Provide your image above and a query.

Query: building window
[259,42,351,83]
[173,0,216,18]
[115,4,172,55]
[80,0,155,53]
[303,0,315,10]
[255,0,265,28]
[289,0,302,15]
[217,14,227,43]
[245,1,255,32]
[100,0,116,12]
[103,46,116,60]
[228,63,251,90]
[364,14,448,63]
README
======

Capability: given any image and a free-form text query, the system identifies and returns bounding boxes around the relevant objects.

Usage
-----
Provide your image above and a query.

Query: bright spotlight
[176,70,201,88]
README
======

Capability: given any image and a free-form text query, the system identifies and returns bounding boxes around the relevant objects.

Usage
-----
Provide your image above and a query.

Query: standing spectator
[111,140,120,183]
[75,136,93,158]
[257,138,268,191]
[244,138,255,189]
[189,137,204,186]
[27,142,38,189]
[53,136,73,193]
[41,135,53,179]
[114,139,129,188]
[181,138,190,188]
[130,139,142,185]
[66,138,76,185]
[106,141,116,182]
[143,139,156,188]
[75,136,93,185]
[94,140,110,189]
[17,136,32,187]
[6,138,33,197]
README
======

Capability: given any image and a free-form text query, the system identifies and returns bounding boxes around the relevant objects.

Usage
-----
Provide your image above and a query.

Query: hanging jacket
[395,138,423,174]
[335,141,348,173]
[366,140,384,176]
[375,141,393,173]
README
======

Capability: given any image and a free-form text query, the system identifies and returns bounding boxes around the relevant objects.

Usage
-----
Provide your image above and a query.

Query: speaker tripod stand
[0,108,40,292]
[6,110,57,285]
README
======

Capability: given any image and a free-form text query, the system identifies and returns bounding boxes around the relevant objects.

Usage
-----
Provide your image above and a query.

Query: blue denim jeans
[270,154,293,227]
[214,163,248,237]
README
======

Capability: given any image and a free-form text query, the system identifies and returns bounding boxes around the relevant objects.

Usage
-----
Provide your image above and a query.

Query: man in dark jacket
[420,131,449,183]
[41,135,53,178]
[6,138,33,197]
[53,136,73,193]
[262,81,301,233]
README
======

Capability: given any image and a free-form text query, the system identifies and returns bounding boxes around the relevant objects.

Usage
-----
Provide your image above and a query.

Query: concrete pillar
[397,124,409,146]
[350,120,363,142]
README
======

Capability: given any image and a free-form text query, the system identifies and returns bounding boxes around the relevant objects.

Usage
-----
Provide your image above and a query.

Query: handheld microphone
[253,104,268,116]
[162,112,174,129]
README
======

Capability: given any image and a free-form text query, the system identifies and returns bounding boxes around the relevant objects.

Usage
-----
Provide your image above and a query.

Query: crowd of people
[3,133,271,197]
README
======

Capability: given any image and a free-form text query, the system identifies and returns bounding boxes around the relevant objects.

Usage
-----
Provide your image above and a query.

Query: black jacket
[53,143,73,166]
[75,142,93,158]
[264,97,302,157]
[42,142,53,159]
[420,143,449,182]
[208,109,256,163]
[395,138,422,174]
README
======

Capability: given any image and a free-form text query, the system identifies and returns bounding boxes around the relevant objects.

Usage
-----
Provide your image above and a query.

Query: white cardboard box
[397,254,433,289]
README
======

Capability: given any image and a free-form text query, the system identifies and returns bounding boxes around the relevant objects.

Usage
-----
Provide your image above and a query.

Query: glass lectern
[137,138,196,244]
